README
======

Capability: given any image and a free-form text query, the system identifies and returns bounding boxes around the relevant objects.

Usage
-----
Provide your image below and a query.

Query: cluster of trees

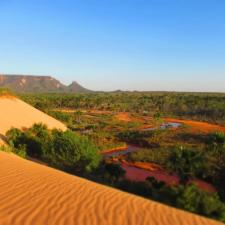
[20,92,225,124]
[117,129,167,147]
[47,110,128,151]
[95,164,225,222]
[206,132,225,202]
[117,178,225,222]
[128,148,170,165]
[6,123,101,173]
[128,133,225,186]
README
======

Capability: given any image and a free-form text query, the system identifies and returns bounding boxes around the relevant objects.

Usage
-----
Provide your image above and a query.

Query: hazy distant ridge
[0,74,91,93]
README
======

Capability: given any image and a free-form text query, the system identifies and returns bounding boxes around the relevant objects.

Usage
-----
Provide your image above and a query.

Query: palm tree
[167,146,203,184]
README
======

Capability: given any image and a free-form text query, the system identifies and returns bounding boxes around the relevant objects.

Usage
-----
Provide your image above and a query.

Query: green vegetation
[117,177,225,222]
[20,92,225,124]
[3,91,225,222]
[6,123,101,173]
[0,142,27,158]
[206,132,225,202]
[166,147,204,184]
[103,163,126,183]
[128,148,170,165]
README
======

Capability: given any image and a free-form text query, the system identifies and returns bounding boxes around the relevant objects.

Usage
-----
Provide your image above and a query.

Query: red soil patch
[122,160,162,171]
[121,163,216,193]
[115,112,133,122]
[89,110,112,115]
[191,180,217,193]
[122,163,179,185]
[101,145,128,154]
[115,112,143,123]
[165,118,225,133]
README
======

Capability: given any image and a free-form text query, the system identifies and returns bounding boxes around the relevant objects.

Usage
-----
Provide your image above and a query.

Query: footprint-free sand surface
[0,151,222,225]
[0,96,66,142]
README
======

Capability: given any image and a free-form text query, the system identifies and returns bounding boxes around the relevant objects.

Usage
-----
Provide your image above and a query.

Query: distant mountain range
[0,75,91,93]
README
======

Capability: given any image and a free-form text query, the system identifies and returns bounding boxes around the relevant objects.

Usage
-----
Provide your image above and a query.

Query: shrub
[104,163,126,183]
[6,128,24,148]
[166,147,204,183]
[176,184,225,222]
[6,124,101,173]
[47,130,101,172]
[14,144,27,158]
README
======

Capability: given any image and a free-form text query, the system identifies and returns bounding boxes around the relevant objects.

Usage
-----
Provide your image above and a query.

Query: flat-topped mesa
[0,74,91,93]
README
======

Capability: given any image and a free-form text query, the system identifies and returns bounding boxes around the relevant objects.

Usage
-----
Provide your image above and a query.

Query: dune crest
[0,96,66,142]
[0,151,222,225]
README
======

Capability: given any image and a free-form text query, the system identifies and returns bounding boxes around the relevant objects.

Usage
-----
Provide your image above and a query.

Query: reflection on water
[143,122,182,131]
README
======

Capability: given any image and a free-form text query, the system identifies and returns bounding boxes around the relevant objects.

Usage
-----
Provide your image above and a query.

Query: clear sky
[0,0,224,92]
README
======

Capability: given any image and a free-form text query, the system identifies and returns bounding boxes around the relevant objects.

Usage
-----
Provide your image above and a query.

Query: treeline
[20,92,225,124]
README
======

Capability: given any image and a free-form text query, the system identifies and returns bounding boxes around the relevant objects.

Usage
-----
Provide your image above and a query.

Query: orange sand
[115,111,225,133]
[123,160,162,171]
[115,112,139,122]
[165,118,225,133]
[0,151,222,225]
[0,96,66,143]
[101,144,128,154]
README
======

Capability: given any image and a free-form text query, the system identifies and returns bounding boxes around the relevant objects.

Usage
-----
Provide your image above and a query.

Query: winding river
[104,122,182,158]
[103,122,216,192]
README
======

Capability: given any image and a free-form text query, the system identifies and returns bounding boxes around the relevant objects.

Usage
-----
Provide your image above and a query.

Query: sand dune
[0,96,66,142]
[0,151,222,225]
[0,96,223,225]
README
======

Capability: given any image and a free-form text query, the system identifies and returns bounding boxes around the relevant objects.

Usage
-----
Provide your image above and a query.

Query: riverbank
[101,144,128,154]
[165,118,225,133]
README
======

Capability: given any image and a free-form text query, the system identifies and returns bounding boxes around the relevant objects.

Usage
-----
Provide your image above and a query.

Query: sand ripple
[0,152,222,225]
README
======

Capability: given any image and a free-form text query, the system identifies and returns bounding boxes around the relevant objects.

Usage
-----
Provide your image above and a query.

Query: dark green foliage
[104,163,126,183]
[166,147,204,183]
[49,111,72,123]
[117,130,161,147]
[20,92,225,124]
[117,178,225,222]
[0,144,27,158]
[6,128,24,148]
[176,185,225,222]
[208,132,225,147]
[48,130,101,172]
[128,148,170,165]
[6,124,101,173]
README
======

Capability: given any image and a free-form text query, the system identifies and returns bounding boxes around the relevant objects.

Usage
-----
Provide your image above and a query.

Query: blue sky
[0,0,224,91]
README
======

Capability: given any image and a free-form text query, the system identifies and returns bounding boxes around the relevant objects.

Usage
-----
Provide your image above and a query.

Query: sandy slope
[0,96,66,141]
[0,152,222,225]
